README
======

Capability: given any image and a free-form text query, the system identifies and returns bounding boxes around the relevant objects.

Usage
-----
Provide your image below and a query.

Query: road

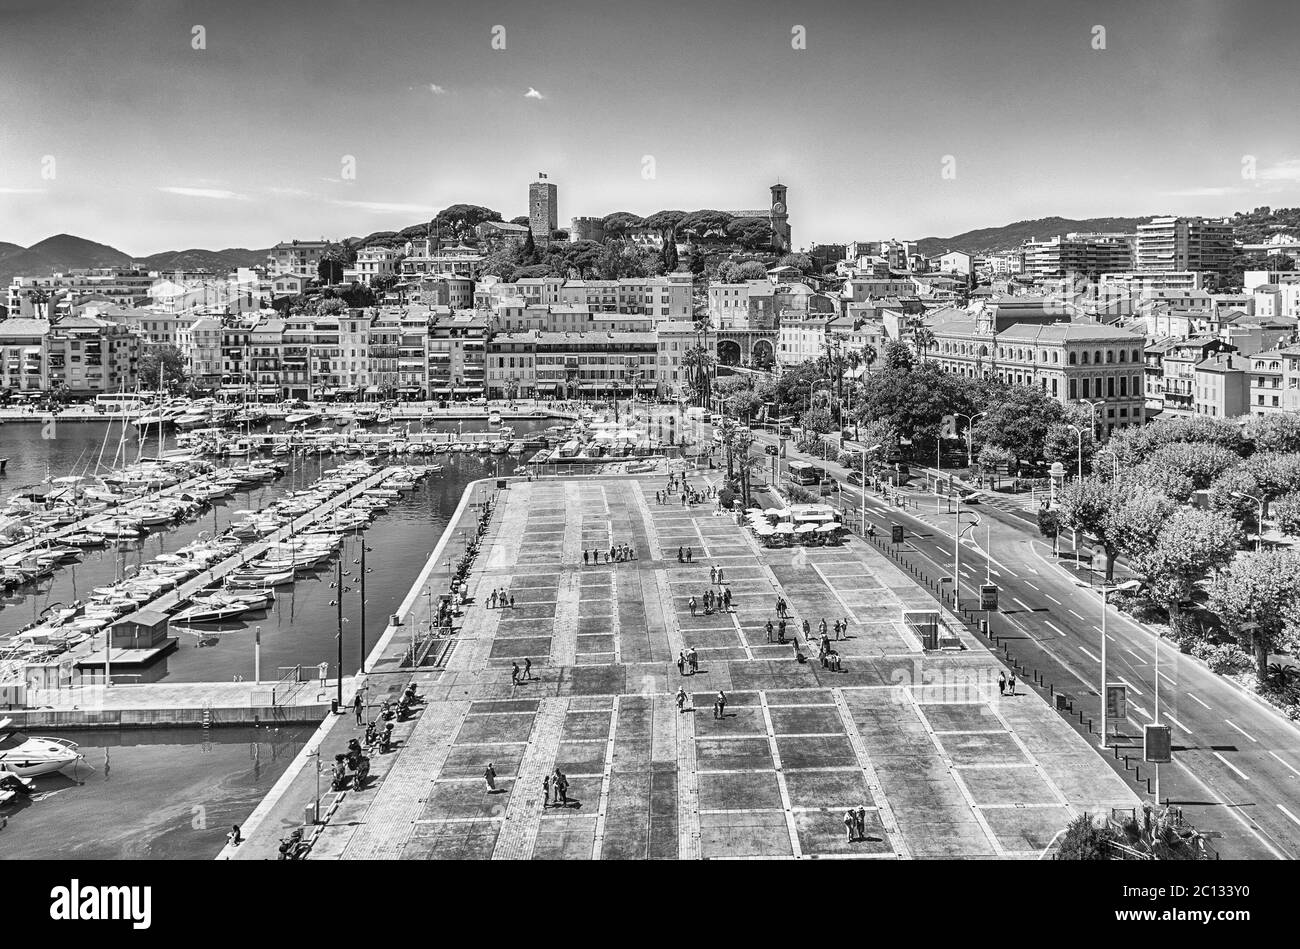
[727,422,1300,859]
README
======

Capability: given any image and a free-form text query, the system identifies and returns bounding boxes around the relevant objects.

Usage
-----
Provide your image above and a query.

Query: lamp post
[1066,423,1084,482]
[353,539,373,673]
[1095,447,1119,480]
[953,411,986,468]
[953,507,980,611]
[1099,578,1109,749]
[1232,490,1267,551]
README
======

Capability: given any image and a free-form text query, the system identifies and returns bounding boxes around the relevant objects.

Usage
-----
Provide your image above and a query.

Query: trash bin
[1055,694,1069,711]
[331,699,339,715]
[305,802,319,825]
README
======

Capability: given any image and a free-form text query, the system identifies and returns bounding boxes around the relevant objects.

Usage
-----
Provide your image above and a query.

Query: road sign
[1105,683,1127,723]
[764,444,778,456]
[1144,724,1172,763]
[980,584,999,611]
[890,524,904,543]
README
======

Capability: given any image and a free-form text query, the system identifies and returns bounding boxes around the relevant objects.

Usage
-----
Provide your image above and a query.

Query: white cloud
[428,83,448,95]
[329,198,438,214]
[524,87,545,99]
[1258,159,1300,182]
[158,186,248,201]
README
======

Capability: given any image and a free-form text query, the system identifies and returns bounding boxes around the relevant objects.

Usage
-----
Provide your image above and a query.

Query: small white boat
[172,600,252,624]
[0,718,83,778]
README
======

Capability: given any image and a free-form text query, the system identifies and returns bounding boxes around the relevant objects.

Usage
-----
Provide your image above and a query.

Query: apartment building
[1192,353,1249,419]
[43,316,141,397]
[1248,343,1300,415]
[1022,234,1133,279]
[1135,217,1233,275]
[268,240,329,278]
[7,268,156,316]
[344,246,401,286]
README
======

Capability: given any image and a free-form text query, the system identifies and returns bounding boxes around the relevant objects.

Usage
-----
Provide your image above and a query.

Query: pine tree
[522,230,538,265]
[662,238,679,271]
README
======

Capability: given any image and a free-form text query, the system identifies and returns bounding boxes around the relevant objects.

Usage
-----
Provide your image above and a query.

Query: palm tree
[913,327,936,362]
[683,344,715,408]
[26,288,52,322]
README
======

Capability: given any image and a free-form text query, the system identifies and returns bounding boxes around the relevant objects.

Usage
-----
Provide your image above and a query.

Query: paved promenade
[230,474,1137,860]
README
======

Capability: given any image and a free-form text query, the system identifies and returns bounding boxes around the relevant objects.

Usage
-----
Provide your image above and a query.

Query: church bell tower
[770,183,790,252]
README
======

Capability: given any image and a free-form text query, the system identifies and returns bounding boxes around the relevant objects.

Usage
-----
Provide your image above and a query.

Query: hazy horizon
[1,0,1297,254]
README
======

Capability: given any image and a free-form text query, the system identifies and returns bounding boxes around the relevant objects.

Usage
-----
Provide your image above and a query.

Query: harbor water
[0,416,544,856]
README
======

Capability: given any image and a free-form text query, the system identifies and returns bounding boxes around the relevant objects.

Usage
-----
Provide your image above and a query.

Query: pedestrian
[856,806,868,840]
[509,593,515,609]
[489,590,498,609]
[716,690,726,718]
[681,493,687,507]
[802,619,811,641]
[677,651,686,675]
[523,657,532,680]
[558,771,569,807]
[484,762,497,792]
[678,546,684,563]
[723,588,732,611]
[766,619,774,643]
[832,620,841,641]
[778,619,787,643]
[542,774,550,808]
[689,648,699,675]
[584,549,589,565]
[819,618,827,638]
[676,687,687,712]
[353,691,364,725]
[841,617,848,639]
[844,809,856,842]
[689,596,697,616]
[710,564,717,584]
[717,566,724,583]
[1008,672,1017,696]
[686,547,693,563]
[997,672,1006,695]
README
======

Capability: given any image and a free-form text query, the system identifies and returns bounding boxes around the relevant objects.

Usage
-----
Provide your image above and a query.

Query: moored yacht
[0,718,83,778]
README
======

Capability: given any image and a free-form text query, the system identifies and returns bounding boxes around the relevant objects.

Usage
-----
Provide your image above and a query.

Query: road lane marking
[1280,805,1300,829]
[1078,646,1101,663]
[989,568,1001,577]
[1212,752,1251,782]
[1158,669,1177,686]
[1024,581,1039,591]
[1028,567,1039,574]
[1044,594,1061,605]
[1225,719,1258,743]
[1165,713,1192,736]
[1187,692,1212,710]
[1125,648,1144,661]
[1013,596,1033,611]
[1044,622,1066,637]
[1131,702,1151,720]
[1116,676,1143,696]
[1068,610,1084,619]
[1173,759,1284,859]
[1269,751,1300,777]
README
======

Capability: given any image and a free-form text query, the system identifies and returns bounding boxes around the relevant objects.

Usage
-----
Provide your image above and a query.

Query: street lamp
[1232,490,1267,551]
[1066,423,1084,482]
[953,411,986,468]
[952,507,981,611]
[1095,446,1120,480]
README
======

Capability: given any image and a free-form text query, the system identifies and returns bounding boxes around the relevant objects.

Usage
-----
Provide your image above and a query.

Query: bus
[787,460,824,486]
[94,392,159,415]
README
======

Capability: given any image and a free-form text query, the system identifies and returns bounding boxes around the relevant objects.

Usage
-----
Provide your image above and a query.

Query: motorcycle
[379,724,394,754]
[278,829,310,861]
[351,755,371,791]
[329,755,350,792]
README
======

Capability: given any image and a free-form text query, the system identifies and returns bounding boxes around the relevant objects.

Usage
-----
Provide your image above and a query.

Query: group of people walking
[688,587,731,615]
[542,768,570,807]
[487,588,514,609]
[997,671,1017,696]
[843,806,872,842]
[510,658,534,685]
[676,647,700,675]
[676,546,695,563]
[584,544,635,565]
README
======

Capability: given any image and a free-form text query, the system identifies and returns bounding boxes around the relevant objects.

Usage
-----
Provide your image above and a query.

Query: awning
[398,386,422,392]
[364,386,381,394]
[453,387,479,394]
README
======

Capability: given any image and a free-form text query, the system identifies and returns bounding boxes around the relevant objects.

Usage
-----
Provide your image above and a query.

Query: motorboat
[285,412,319,426]
[190,589,274,611]
[225,569,295,589]
[0,718,83,778]
[172,600,253,624]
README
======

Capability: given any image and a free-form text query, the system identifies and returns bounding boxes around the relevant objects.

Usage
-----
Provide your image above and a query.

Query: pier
[5,465,411,727]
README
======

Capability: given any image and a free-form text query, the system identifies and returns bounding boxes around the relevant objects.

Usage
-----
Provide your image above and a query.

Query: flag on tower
[538,172,548,179]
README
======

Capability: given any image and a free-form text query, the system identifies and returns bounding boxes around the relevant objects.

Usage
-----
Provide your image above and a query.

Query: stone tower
[770,183,790,253]
[529,179,558,242]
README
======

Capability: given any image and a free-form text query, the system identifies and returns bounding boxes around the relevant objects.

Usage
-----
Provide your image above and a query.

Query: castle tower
[529,178,558,242]
[769,183,790,252]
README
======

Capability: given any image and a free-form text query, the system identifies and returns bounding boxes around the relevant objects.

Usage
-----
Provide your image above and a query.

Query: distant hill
[916,216,1152,256]
[134,248,269,273]
[0,235,269,296]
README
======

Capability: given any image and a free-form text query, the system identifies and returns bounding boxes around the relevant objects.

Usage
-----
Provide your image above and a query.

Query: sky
[0,0,1297,254]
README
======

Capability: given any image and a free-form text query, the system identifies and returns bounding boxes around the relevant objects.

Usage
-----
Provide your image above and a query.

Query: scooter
[350,755,371,791]
[278,829,310,860]
[329,755,350,792]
